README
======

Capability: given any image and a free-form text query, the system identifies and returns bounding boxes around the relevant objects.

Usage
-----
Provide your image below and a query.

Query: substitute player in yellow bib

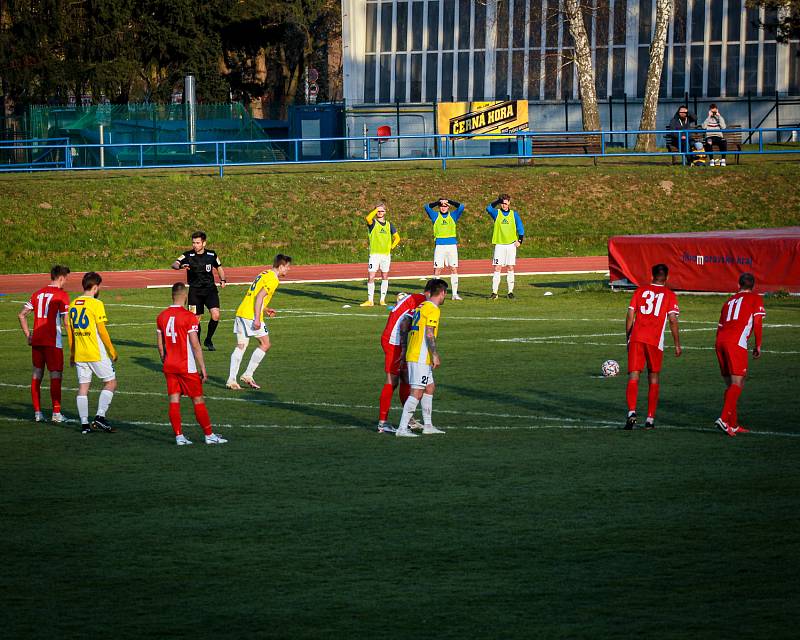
[67,272,118,434]
[395,278,448,437]
[360,202,400,307]
[227,254,292,390]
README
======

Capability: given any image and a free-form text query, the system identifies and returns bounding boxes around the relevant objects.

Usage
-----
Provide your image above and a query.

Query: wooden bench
[666,125,743,164]
[528,135,602,165]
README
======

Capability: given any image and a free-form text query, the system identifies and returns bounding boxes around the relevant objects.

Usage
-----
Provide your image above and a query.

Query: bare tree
[635,0,673,152]
[563,0,600,131]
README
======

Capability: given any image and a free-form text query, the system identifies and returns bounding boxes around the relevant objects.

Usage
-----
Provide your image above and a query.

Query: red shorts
[382,339,405,376]
[165,372,204,398]
[716,341,748,377]
[627,341,664,373]
[32,346,64,372]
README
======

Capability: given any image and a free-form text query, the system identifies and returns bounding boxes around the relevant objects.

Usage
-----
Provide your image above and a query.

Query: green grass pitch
[1,275,798,638]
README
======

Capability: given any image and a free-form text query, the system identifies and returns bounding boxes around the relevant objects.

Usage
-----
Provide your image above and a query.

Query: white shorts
[493,243,517,267]
[233,316,269,339]
[407,361,434,389]
[368,253,391,273]
[433,245,459,269]
[75,358,115,384]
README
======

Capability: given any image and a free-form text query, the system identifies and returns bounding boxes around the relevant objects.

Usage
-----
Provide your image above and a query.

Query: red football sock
[168,402,182,436]
[50,377,62,413]
[398,382,411,405]
[378,383,394,422]
[647,383,660,420]
[193,402,213,436]
[721,384,742,425]
[626,379,639,413]
[31,377,42,413]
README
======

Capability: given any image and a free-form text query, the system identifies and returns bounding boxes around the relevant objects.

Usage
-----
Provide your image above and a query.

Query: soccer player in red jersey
[17,265,71,423]
[376,285,430,433]
[714,272,765,437]
[156,282,228,446]
[624,264,682,430]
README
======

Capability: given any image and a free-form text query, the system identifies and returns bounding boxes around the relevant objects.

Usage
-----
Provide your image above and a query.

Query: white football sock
[97,390,114,417]
[451,275,459,296]
[367,281,375,302]
[379,279,389,301]
[507,272,516,293]
[398,396,420,431]
[228,347,245,381]
[492,272,501,294]
[421,393,434,426]
[243,348,266,377]
[77,395,89,424]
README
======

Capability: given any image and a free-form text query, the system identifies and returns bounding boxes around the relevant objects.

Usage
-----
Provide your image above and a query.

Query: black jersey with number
[177,250,221,291]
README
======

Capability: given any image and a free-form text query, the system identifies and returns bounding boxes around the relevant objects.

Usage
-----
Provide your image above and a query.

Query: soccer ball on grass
[601,359,620,377]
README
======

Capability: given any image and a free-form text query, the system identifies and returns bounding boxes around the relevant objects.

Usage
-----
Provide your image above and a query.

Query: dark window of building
[689,44,704,95]
[596,0,610,45]
[789,42,800,95]
[612,47,625,96]
[410,53,423,101]
[746,7,759,41]
[726,44,740,96]
[563,21,574,49]
[673,0,687,43]
[395,54,407,101]
[762,42,777,94]
[595,47,609,96]
[707,44,721,96]
[381,3,394,52]
[672,46,686,97]
[584,3,593,42]
[441,51,454,100]
[727,0,741,42]
[443,0,455,50]
[613,0,627,46]
[544,51,558,98]
[473,50,485,100]
[364,56,377,101]
[546,0,559,48]
[412,2,424,50]
[496,50,509,98]
[396,2,408,52]
[637,47,649,98]
[691,0,705,42]
[709,0,722,41]
[764,9,779,39]
[427,1,440,51]
[458,0,471,49]
[659,48,669,97]
[426,52,439,100]
[561,50,574,98]
[474,0,486,48]
[366,3,378,53]
[512,50,525,98]
[379,54,392,101]
[457,51,470,99]
[744,43,758,93]
[529,50,542,99]
[513,0,527,48]
[639,0,652,44]
[530,0,542,48]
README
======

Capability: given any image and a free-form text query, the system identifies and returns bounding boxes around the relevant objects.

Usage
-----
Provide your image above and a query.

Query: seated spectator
[667,106,701,163]
[703,103,728,166]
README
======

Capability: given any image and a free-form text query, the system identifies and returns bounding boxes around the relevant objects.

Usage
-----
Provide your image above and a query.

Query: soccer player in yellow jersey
[227,254,292,390]
[67,272,118,434]
[360,202,400,307]
[395,278,448,437]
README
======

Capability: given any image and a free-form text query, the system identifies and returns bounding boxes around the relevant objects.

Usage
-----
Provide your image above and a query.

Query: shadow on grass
[131,355,163,374]
[528,279,609,290]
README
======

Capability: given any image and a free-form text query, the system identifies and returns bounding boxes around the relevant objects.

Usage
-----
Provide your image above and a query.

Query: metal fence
[1,128,798,176]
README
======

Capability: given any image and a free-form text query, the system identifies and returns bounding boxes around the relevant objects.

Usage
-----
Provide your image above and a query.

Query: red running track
[0,256,608,294]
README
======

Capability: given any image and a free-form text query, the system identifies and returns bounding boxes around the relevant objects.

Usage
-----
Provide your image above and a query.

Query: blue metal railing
[0,129,797,176]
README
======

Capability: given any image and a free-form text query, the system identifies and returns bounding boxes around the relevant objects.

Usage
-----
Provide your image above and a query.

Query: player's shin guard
[492,272,501,294]
[451,275,459,296]
[206,319,219,342]
[398,396,420,431]
[97,390,114,417]
[367,281,375,302]
[398,382,411,404]
[626,379,639,413]
[380,279,389,302]
[721,383,742,424]
[229,347,245,382]
[507,272,516,293]
[193,402,213,436]
[77,395,89,424]
[50,377,62,413]
[421,393,434,426]
[378,383,394,421]
[243,348,266,377]
[168,402,182,436]
[647,383,660,420]
[31,377,42,412]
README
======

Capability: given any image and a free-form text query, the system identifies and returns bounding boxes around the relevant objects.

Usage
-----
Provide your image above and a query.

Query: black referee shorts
[188,287,220,315]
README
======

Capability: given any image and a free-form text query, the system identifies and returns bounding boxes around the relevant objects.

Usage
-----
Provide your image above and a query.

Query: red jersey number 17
[37,292,54,318]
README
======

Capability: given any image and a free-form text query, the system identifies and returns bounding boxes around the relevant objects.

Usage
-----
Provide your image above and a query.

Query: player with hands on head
[360,202,400,307]
[171,230,226,351]
[157,282,227,445]
[486,194,525,299]
[424,196,465,300]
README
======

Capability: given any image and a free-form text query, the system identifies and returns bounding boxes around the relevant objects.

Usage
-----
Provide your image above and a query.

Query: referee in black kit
[171,231,227,350]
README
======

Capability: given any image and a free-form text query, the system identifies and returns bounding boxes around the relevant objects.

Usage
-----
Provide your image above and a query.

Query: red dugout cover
[608,227,800,293]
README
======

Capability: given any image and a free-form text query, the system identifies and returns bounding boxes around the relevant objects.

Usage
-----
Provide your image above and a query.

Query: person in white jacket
[703,104,728,166]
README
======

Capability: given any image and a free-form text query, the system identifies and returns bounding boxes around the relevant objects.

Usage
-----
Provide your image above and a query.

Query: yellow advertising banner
[437,100,529,138]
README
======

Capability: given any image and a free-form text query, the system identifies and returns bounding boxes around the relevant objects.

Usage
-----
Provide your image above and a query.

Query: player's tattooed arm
[398,316,412,356]
[425,326,441,367]
[17,305,32,344]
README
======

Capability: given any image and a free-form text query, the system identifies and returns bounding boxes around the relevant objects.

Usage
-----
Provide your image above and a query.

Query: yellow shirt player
[396,278,449,438]
[360,202,401,307]
[67,272,118,434]
[227,254,293,390]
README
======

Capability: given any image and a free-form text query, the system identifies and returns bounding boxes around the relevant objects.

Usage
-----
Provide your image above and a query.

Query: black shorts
[188,287,220,315]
